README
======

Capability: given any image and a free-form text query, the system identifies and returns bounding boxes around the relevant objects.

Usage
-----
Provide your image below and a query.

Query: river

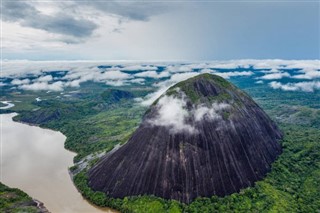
[0,113,115,213]
[0,101,15,109]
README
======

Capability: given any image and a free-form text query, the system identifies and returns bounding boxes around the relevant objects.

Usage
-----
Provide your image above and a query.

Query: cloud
[4,60,320,95]
[148,95,196,134]
[166,65,195,73]
[11,79,31,85]
[213,71,253,79]
[194,103,230,121]
[19,81,64,91]
[82,1,168,21]
[1,1,35,22]
[2,1,97,40]
[259,72,290,80]
[269,81,320,92]
[64,79,83,87]
[119,65,158,71]
[169,72,200,83]
[134,71,170,78]
[4,61,138,90]
[259,68,280,73]
[149,93,230,134]
[30,14,97,38]
[63,68,132,85]
[255,80,264,84]
[64,68,133,87]
[209,62,250,69]
[99,70,132,80]
[202,60,319,71]
[139,72,200,106]
[291,69,320,80]
[140,86,169,106]
[105,80,128,86]
[37,75,53,82]
[130,78,145,84]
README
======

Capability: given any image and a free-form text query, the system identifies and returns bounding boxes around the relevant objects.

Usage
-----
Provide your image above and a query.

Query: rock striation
[88,73,282,203]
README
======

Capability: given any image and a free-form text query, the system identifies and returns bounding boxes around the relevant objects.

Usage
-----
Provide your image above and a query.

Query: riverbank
[0,182,50,213]
[1,113,116,213]
[0,101,15,110]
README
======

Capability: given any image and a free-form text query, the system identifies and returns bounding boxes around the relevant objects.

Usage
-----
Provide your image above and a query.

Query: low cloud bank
[2,60,319,94]
[134,71,170,78]
[11,79,30,85]
[291,69,320,80]
[20,81,64,91]
[259,72,291,80]
[269,81,320,92]
[37,75,53,82]
[214,71,253,79]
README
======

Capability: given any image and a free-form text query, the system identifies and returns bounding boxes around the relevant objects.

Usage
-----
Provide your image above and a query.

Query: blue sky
[2,1,319,60]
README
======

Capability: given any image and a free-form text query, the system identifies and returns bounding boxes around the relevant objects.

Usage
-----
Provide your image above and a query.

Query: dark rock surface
[88,73,282,203]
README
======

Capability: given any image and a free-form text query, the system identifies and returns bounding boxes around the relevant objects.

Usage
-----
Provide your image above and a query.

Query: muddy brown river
[1,113,116,213]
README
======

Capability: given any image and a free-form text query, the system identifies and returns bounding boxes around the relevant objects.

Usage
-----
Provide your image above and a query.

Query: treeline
[0,182,38,213]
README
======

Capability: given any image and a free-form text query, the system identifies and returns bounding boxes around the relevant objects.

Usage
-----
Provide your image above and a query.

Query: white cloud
[149,93,230,134]
[3,60,320,94]
[255,80,264,84]
[134,71,170,78]
[208,61,249,69]
[194,103,230,121]
[99,70,132,80]
[19,81,64,91]
[199,68,213,74]
[291,69,320,80]
[11,79,30,85]
[64,79,82,87]
[269,81,320,92]
[139,72,200,106]
[120,65,158,71]
[130,78,145,84]
[259,68,280,73]
[148,95,196,134]
[260,72,290,80]
[166,65,195,73]
[282,60,320,70]
[169,72,199,82]
[37,75,53,82]
[105,80,128,86]
[200,60,319,72]
[239,59,319,71]
[62,66,133,87]
[213,71,253,79]
[140,86,169,106]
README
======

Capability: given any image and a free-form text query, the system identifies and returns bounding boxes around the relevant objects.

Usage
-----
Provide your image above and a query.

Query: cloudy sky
[1,0,319,61]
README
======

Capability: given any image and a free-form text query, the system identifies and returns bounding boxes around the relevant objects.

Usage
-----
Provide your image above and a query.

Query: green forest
[0,182,39,213]
[1,74,319,213]
[73,124,320,213]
